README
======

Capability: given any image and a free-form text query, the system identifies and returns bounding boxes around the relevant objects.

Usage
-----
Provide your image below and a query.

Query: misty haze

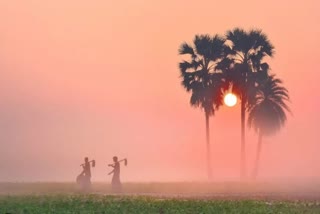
[0,0,319,213]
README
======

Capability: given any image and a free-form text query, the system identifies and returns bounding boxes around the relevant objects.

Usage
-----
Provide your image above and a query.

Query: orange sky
[0,0,319,182]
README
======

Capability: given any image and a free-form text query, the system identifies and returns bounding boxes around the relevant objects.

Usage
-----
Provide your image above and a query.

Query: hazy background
[0,0,319,182]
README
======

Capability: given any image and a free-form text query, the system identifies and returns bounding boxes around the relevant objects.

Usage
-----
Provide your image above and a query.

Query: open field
[1,194,320,214]
[1,182,320,213]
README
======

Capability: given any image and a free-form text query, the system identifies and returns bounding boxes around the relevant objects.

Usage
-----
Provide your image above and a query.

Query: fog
[0,0,319,184]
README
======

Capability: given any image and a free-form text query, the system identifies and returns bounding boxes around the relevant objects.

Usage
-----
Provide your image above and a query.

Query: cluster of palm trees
[178,28,291,180]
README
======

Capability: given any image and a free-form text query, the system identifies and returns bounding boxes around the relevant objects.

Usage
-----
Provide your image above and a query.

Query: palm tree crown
[218,28,275,97]
[248,74,291,136]
[179,34,226,115]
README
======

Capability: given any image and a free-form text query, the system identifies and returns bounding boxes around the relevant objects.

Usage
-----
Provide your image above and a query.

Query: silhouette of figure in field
[77,157,95,191]
[108,156,127,192]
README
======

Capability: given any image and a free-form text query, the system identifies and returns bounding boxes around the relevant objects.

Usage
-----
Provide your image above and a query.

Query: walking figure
[77,157,95,191]
[108,156,127,192]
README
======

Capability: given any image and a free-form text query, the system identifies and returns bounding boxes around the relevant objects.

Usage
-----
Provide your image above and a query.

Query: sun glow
[224,93,237,107]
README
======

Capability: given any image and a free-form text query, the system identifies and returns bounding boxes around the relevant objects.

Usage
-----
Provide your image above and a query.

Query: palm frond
[247,74,291,136]
[179,42,195,57]
[179,61,194,74]
[249,29,275,57]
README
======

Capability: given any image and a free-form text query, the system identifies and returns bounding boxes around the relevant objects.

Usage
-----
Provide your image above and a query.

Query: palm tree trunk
[252,132,263,179]
[240,96,246,178]
[205,113,212,179]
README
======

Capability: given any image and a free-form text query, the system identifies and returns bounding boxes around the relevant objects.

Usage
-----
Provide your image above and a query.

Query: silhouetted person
[77,157,93,191]
[108,156,122,192]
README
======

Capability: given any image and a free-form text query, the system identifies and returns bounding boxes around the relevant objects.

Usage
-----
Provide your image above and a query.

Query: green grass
[0,182,320,213]
[0,195,320,214]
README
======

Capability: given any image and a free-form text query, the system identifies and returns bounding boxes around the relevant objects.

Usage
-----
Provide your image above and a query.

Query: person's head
[113,156,118,162]
[85,157,89,163]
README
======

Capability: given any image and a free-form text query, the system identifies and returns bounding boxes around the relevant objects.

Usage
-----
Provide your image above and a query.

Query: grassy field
[0,182,320,213]
[1,194,320,214]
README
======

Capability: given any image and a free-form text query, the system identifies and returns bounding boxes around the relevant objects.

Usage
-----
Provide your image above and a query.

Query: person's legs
[77,174,86,191]
[111,176,116,192]
[83,175,91,192]
[117,180,122,192]
[112,176,122,193]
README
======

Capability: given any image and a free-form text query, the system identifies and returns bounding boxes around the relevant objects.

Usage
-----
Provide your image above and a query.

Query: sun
[224,93,237,107]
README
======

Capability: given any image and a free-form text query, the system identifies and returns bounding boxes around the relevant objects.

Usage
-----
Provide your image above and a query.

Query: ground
[0,182,320,213]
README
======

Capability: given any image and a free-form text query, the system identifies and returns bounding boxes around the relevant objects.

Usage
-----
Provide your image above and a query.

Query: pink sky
[0,0,319,182]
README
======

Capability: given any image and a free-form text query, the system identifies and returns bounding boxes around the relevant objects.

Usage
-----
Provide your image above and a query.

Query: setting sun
[224,93,237,107]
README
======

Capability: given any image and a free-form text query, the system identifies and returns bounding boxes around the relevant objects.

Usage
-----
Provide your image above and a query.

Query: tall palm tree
[217,28,274,178]
[179,34,226,179]
[248,75,290,179]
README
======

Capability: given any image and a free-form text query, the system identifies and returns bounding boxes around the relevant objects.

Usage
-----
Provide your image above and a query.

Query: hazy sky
[0,0,319,182]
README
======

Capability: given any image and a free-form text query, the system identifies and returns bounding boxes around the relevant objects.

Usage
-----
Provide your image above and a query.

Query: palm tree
[248,75,290,179]
[217,28,274,178]
[178,34,226,179]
